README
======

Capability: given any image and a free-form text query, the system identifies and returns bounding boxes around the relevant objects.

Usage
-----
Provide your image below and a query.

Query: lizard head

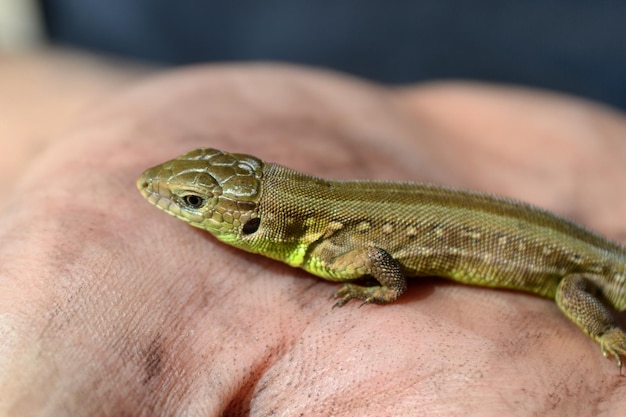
[137,148,263,243]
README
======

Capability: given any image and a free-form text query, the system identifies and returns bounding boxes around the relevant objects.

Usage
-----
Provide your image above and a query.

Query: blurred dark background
[41,0,626,110]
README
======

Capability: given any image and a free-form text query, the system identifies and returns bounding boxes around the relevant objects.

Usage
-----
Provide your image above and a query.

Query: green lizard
[137,148,626,367]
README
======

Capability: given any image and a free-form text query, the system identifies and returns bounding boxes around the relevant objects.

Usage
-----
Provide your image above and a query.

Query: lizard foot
[333,283,401,308]
[599,327,626,368]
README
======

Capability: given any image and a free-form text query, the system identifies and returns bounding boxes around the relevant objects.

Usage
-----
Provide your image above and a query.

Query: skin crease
[1,64,626,417]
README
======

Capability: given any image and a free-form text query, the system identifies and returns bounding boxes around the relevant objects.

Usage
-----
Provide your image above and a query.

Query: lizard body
[137,148,626,366]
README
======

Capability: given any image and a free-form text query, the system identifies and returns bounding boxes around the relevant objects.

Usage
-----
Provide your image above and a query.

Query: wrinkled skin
[2,64,626,417]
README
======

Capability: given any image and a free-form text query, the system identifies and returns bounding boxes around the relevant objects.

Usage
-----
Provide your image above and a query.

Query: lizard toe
[599,327,626,368]
[333,284,359,307]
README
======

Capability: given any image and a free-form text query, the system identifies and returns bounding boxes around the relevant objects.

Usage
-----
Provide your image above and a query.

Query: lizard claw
[332,284,358,308]
[599,328,626,369]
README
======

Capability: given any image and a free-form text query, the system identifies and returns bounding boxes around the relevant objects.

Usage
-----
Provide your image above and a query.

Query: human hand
[2,65,626,416]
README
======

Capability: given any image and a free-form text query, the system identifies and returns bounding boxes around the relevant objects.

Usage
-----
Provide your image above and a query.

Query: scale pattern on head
[137,148,263,239]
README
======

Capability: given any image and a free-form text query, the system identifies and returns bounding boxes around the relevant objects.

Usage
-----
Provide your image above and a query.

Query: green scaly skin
[137,148,626,367]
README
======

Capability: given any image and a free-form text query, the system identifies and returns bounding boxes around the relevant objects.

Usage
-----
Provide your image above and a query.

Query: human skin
[1,64,626,416]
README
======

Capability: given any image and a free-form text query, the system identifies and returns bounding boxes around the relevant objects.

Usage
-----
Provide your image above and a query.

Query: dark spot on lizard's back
[430,222,443,234]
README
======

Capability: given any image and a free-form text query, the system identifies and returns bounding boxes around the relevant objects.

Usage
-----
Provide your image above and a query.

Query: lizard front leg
[555,273,626,367]
[330,246,407,307]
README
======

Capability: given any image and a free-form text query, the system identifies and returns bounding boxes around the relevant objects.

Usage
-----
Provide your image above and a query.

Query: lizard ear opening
[242,218,261,235]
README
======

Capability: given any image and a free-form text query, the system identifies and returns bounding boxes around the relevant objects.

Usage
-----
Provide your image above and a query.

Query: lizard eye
[182,194,205,209]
